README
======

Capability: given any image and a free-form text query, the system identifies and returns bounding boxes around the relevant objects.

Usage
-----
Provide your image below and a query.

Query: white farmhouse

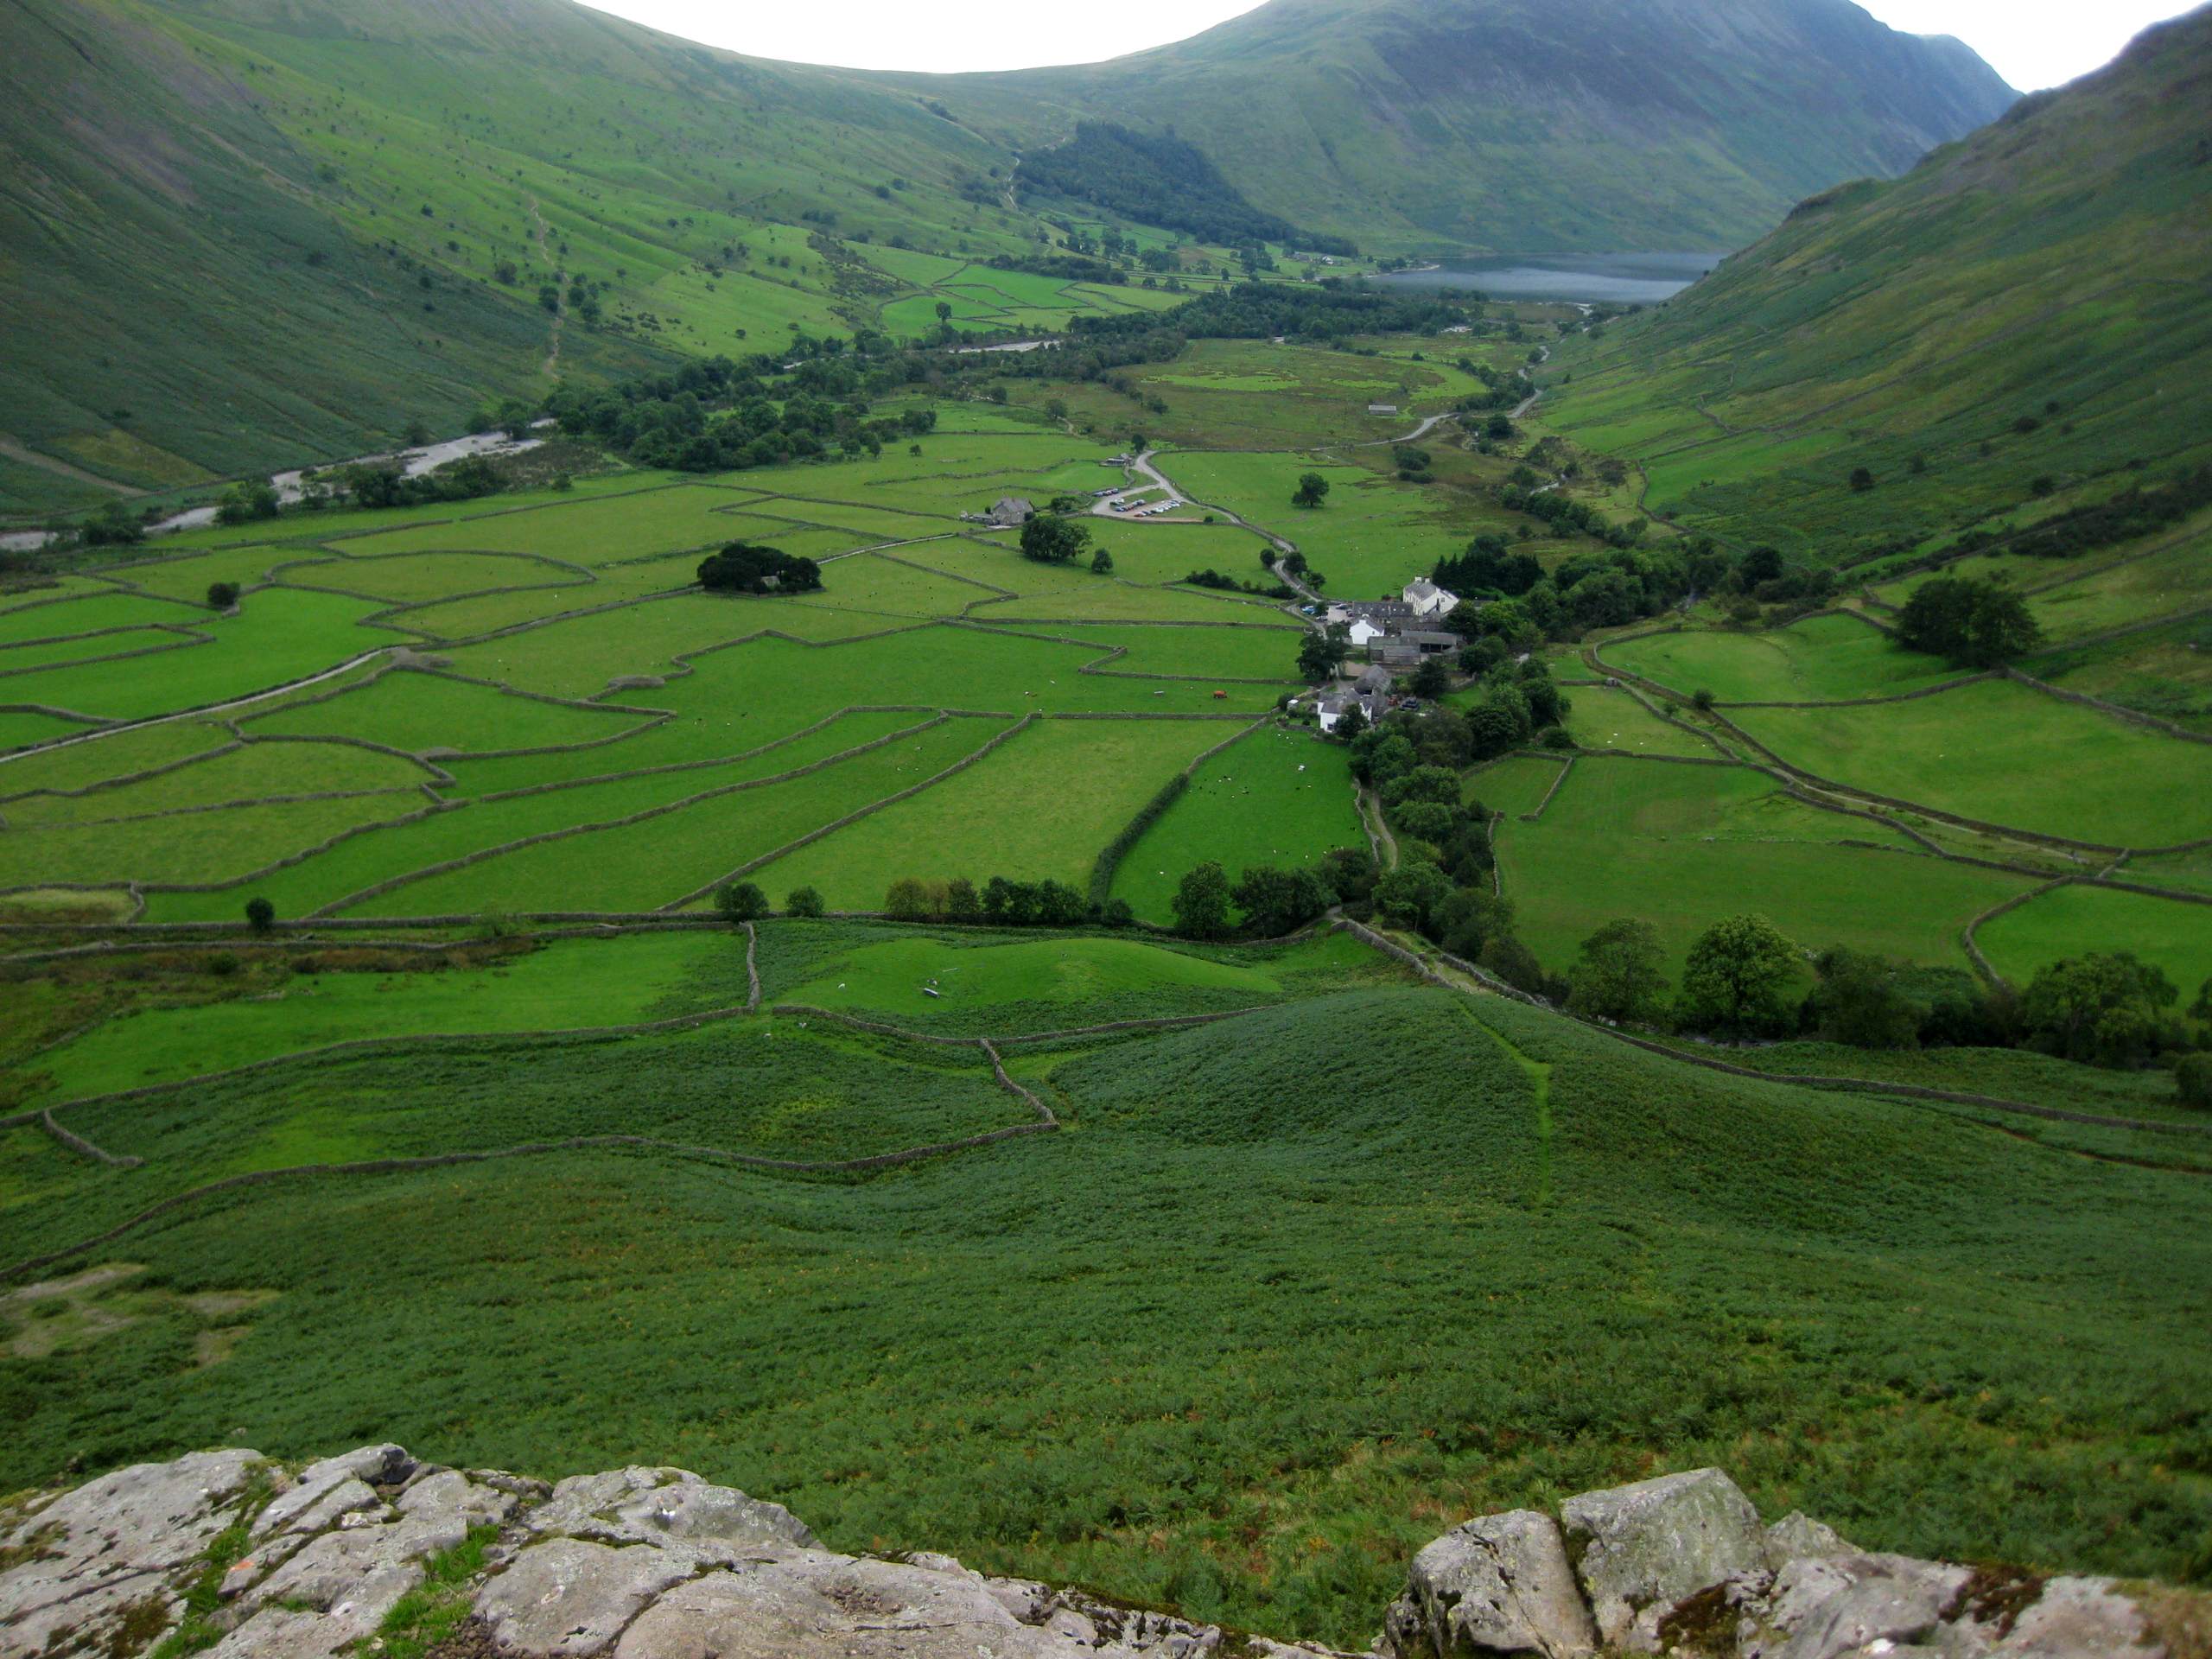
[1402,578,1459,620]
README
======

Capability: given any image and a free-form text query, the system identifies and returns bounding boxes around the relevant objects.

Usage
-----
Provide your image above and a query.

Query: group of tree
[1019,513,1096,567]
[696,541,823,595]
[1168,859,1343,940]
[1893,575,2044,667]
[1014,122,1354,256]
[1553,910,2212,1103]
[882,874,1130,929]
[714,881,824,921]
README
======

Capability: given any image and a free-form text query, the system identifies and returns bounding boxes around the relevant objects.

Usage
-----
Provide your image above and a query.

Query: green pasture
[1111,727,1361,923]
[1493,760,2034,976]
[245,668,652,756]
[783,933,1285,1027]
[1728,677,2212,849]
[341,485,757,563]
[108,544,315,603]
[5,739,429,830]
[0,788,425,891]
[0,589,204,646]
[1599,614,1961,704]
[0,627,190,677]
[1555,685,1719,758]
[1465,754,1569,817]
[0,710,97,752]
[1977,882,2212,1000]
[142,709,936,921]
[2020,523,2212,645]
[21,932,741,1105]
[0,589,390,723]
[743,717,1228,909]
[0,717,231,796]
[347,715,1006,917]
[1074,624,1304,681]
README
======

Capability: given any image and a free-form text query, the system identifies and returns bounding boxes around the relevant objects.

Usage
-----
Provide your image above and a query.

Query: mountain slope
[931,0,2017,251]
[1539,3,2212,560]
[0,0,2017,505]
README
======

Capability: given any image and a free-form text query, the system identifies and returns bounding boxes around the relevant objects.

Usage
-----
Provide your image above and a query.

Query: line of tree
[882,875,1133,929]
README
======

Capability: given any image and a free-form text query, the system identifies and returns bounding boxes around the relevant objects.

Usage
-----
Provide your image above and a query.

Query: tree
[245,896,276,934]
[785,886,825,918]
[1803,947,1920,1049]
[1372,860,1452,931]
[79,502,144,546]
[715,880,767,923]
[1567,919,1669,1026]
[2019,952,2178,1066]
[1676,914,1803,1038]
[944,877,981,922]
[1297,626,1351,683]
[1895,576,2043,668]
[216,480,280,526]
[698,543,822,594]
[1100,898,1135,928]
[1172,861,1232,939]
[1036,880,1088,927]
[1409,657,1451,700]
[1019,513,1091,565]
[1292,472,1331,509]
[207,582,241,610]
[1849,467,1875,492]
[1230,865,1333,937]
[934,301,954,324]
[1090,548,1115,575]
[885,878,935,922]
[2177,1052,2212,1109]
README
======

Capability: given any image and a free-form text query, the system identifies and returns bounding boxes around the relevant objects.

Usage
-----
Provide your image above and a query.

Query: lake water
[1373,251,1720,305]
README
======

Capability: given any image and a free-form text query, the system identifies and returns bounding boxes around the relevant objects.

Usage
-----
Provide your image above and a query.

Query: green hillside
[0,0,2015,505]
[3,926,2207,1649]
[1539,3,2212,563]
[933,0,2015,252]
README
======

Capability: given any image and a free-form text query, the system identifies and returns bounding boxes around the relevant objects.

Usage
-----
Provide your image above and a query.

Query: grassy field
[1728,678,2212,849]
[1976,881,2212,999]
[1599,615,1962,704]
[1110,727,1363,924]
[1491,760,2036,976]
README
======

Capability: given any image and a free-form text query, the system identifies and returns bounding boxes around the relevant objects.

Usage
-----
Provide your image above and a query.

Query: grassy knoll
[1977,883,2212,1001]
[3,971,2204,1650]
[1493,760,2034,976]
[742,719,1230,910]
[1599,615,1961,704]
[1727,678,2212,849]
[1110,727,1362,924]
[19,933,742,1106]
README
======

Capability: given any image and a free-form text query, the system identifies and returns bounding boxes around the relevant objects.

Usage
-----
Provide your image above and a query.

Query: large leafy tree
[1292,472,1331,509]
[2020,951,2179,1066]
[1895,575,2043,667]
[1567,918,1670,1026]
[1020,513,1091,564]
[1172,861,1233,939]
[1230,865,1335,938]
[1676,913,1803,1038]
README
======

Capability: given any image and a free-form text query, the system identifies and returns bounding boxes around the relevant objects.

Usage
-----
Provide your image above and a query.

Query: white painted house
[1345,616,1389,650]
[1402,578,1459,620]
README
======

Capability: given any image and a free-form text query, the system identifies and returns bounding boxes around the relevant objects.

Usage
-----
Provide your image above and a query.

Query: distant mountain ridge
[935,0,2018,251]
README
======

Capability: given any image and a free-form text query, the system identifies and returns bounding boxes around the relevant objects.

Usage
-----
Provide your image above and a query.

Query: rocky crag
[0,1448,2199,1658]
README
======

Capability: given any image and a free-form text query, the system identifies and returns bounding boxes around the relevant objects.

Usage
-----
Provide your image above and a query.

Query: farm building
[1368,403,1399,416]
[1368,630,1459,668]
[1318,690,1386,734]
[1402,579,1460,619]
[987,497,1035,527]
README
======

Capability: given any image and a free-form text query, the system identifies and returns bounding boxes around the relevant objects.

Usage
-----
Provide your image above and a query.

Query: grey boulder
[1560,1467,1767,1649]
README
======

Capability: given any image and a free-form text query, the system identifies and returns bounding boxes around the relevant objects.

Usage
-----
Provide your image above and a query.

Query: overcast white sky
[582,0,2191,90]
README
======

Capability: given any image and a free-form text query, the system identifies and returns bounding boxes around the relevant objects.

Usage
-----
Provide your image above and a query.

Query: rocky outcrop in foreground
[0,1449,2195,1658]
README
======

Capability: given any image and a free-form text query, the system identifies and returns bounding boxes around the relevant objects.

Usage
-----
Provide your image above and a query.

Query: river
[1373,251,1721,305]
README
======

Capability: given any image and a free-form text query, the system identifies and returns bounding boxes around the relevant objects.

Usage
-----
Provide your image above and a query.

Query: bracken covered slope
[1539,3,2212,557]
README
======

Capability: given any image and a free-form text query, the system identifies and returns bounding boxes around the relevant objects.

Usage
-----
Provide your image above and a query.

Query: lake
[1373,251,1721,305]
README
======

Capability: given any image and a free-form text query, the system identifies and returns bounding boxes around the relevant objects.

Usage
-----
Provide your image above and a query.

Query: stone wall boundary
[662,713,1038,911]
[306,712,961,918]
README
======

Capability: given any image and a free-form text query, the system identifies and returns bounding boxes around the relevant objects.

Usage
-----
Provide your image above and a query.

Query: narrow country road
[1356,410,1462,449]
[1121,449,1325,629]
